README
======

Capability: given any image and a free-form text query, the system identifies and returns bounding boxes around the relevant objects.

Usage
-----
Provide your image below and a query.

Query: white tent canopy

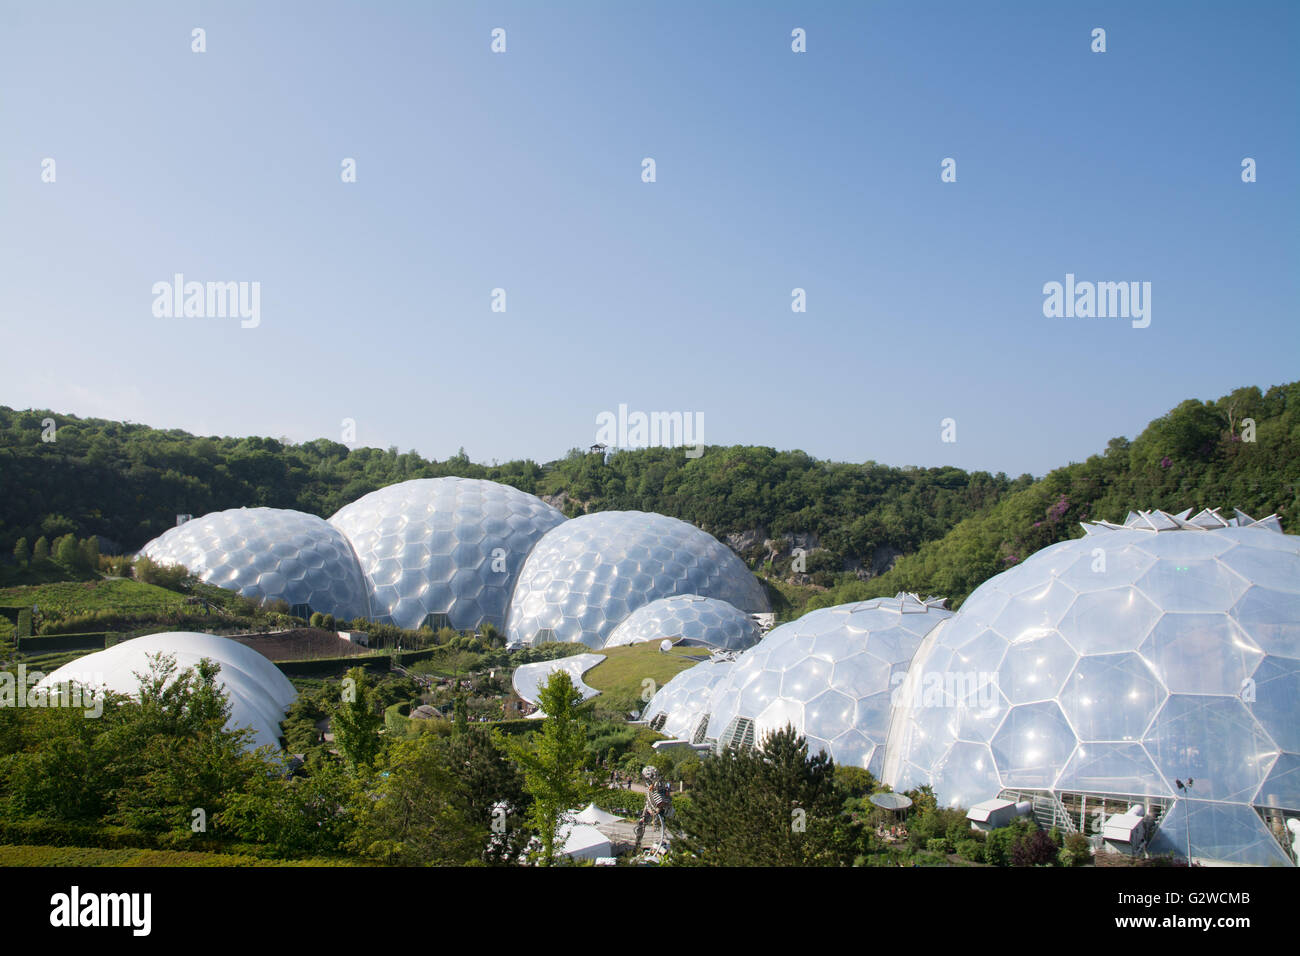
[574,802,625,825]
[558,822,612,861]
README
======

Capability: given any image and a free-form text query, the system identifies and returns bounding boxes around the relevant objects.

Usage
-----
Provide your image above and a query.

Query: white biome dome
[641,658,735,743]
[505,511,770,649]
[603,594,763,652]
[882,508,1300,866]
[38,631,296,752]
[329,477,566,632]
[702,593,952,775]
[139,507,371,622]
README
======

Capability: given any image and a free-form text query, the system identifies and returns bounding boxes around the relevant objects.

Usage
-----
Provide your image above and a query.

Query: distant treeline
[1,381,1296,607]
[0,408,1022,574]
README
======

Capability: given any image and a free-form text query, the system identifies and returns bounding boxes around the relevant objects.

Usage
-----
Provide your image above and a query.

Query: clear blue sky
[2,1,1296,476]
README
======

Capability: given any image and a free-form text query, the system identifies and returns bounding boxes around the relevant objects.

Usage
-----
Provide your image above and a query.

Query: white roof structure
[573,803,625,825]
[556,822,613,861]
[38,631,296,752]
[511,654,605,709]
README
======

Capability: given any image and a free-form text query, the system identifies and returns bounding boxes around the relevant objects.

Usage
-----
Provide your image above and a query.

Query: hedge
[16,631,107,653]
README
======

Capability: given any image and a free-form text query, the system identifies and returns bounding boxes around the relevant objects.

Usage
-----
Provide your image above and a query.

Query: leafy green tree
[330,666,384,771]
[12,537,28,567]
[32,536,49,561]
[100,653,262,836]
[499,670,597,866]
[54,534,79,568]
[221,755,359,856]
[80,536,99,570]
[349,733,481,865]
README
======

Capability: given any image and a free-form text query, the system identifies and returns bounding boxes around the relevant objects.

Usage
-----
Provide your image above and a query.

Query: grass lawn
[0,844,363,867]
[0,578,189,615]
[582,642,700,701]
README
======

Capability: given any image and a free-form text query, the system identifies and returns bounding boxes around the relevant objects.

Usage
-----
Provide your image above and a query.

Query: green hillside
[1,381,1295,620]
[807,382,1300,609]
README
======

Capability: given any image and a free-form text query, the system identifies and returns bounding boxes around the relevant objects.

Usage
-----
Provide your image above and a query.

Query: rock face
[725,528,768,553]
[540,492,580,515]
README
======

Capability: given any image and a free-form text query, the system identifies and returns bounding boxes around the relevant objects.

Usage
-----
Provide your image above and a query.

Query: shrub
[956,838,984,863]
[1012,829,1059,866]
[926,837,949,855]
[1060,832,1092,867]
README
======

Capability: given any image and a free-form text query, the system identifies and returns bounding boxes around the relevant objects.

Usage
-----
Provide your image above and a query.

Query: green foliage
[348,735,481,866]
[832,764,877,799]
[220,757,359,857]
[329,667,384,771]
[956,838,984,863]
[671,725,857,866]
[1060,832,1093,867]
[499,670,598,866]
[818,382,1300,606]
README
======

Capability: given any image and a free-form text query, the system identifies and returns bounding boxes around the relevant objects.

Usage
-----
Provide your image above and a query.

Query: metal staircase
[999,789,1078,835]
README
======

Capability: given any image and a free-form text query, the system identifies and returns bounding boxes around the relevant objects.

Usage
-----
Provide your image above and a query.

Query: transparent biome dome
[38,632,296,753]
[505,511,770,649]
[139,507,371,622]
[329,477,566,632]
[700,594,952,776]
[882,508,1300,866]
[642,659,735,743]
[603,595,762,652]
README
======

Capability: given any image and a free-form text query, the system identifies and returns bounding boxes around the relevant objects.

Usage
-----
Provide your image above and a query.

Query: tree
[54,534,80,568]
[349,734,481,865]
[453,694,469,736]
[499,670,597,865]
[444,727,531,865]
[221,755,360,857]
[100,653,261,836]
[330,667,384,771]
[12,537,28,567]
[32,536,49,561]
[671,725,853,866]
[80,536,100,570]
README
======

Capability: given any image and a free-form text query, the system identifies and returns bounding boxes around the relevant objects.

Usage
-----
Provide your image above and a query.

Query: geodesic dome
[701,593,952,775]
[37,631,296,753]
[641,658,734,743]
[881,508,1300,866]
[505,511,770,649]
[139,507,371,622]
[603,594,762,652]
[329,477,566,632]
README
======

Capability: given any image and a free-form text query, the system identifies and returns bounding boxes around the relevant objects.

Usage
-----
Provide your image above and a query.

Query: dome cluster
[644,508,1300,866]
[136,480,770,648]
[506,511,770,649]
